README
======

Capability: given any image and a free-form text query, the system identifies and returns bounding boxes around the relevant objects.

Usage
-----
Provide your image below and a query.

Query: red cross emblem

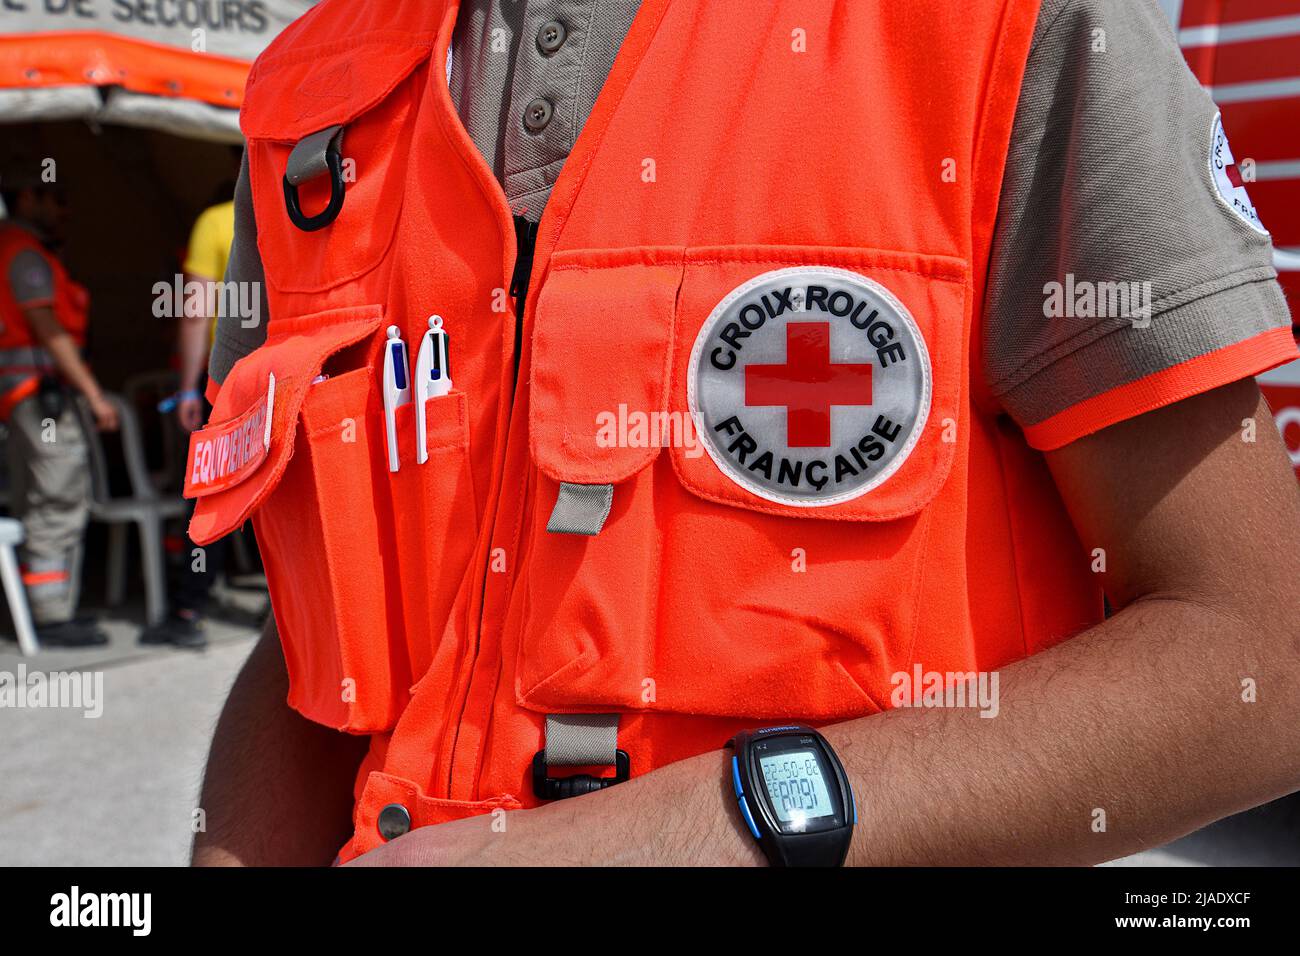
[744,322,874,448]
[1226,162,1245,188]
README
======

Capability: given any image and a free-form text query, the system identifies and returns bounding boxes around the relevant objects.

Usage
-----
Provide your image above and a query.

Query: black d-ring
[282,141,345,232]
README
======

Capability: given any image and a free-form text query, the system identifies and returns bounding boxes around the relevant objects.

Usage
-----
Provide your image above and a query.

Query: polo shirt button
[524,97,554,132]
[377,803,411,841]
[537,20,567,54]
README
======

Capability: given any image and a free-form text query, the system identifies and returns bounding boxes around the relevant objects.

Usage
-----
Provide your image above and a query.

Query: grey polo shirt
[211,0,1293,445]
[450,0,641,218]
[3,220,55,307]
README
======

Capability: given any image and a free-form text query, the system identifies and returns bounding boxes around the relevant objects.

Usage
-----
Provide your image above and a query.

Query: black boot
[139,611,208,650]
[36,619,110,648]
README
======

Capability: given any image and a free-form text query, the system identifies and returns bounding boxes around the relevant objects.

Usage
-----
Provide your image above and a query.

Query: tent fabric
[0,85,101,122]
[0,1,314,64]
[0,84,239,140]
[0,33,250,109]
[100,87,240,142]
[0,1,316,136]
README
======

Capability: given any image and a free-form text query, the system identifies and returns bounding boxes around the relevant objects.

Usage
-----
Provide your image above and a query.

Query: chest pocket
[240,40,434,294]
[516,244,969,722]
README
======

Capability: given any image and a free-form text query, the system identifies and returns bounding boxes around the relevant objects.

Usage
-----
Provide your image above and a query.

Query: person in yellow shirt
[176,198,234,431]
[140,195,234,649]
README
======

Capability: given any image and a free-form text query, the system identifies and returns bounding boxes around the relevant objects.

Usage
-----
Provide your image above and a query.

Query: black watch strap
[774,828,853,867]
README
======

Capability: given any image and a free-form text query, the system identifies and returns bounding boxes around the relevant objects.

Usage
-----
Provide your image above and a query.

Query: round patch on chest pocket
[688,266,932,507]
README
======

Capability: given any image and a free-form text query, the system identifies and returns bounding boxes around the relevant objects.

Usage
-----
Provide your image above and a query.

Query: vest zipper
[508,215,540,386]
[444,213,541,797]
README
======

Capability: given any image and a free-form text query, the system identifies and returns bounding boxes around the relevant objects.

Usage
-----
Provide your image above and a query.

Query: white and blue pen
[382,325,411,473]
[414,314,453,464]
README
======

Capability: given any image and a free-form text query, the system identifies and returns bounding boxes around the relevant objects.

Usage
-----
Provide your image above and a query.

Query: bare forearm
[192,620,368,866]
[598,593,1298,866]
[831,595,1299,865]
[25,306,103,403]
[178,276,212,392]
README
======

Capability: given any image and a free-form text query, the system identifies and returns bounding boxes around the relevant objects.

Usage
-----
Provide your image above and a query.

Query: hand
[345,751,766,867]
[89,395,119,432]
[345,808,518,867]
[177,394,205,432]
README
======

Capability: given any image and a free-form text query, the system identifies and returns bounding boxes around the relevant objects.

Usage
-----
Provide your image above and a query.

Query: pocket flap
[529,248,685,485]
[241,34,436,143]
[242,37,431,295]
[189,306,384,544]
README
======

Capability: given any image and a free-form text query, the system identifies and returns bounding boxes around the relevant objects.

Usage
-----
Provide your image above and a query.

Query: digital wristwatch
[727,725,856,867]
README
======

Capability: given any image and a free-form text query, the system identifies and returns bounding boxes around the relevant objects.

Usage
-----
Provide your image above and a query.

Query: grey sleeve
[6,248,55,306]
[208,149,270,386]
[984,0,1292,442]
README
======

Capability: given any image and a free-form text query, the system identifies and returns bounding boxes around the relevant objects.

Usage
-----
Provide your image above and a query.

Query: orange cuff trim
[1023,326,1300,451]
[22,570,69,586]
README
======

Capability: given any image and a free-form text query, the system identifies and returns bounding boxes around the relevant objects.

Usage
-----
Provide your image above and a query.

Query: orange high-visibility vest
[0,223,88,420]
[189,0,1095,862]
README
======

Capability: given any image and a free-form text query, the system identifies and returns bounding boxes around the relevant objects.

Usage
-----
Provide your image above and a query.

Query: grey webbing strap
[544,713,619,766]
[285,125,344,186]
[0,346,54,370]
[546,482,614,536]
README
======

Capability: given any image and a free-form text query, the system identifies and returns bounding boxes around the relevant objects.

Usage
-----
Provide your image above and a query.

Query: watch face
[752,737,846,834]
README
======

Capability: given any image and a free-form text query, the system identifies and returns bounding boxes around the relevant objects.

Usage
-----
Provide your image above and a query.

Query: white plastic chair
[0,422,11,509]
[121,370,185,493]
[0,516,39,655]
[74,392,188,626]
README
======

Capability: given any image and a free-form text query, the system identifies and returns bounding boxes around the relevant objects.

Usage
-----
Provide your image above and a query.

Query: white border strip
[1180,13,1300,48]
[1209,76,1300,103]
[1252,158,1300,181]
[1258,357,1300,386]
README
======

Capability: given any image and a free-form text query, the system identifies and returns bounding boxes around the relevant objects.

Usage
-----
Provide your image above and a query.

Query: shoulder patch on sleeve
[7,248,55,305]
[1209,113,1268,236]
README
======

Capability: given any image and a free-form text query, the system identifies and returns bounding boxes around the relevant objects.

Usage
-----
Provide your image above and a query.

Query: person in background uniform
[193,0,1300,866]
[0,177,118,647]
[140,191,236,650]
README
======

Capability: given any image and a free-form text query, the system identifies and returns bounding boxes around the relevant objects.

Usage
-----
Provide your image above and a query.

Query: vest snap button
[524,97,554,132]
[377,803,411,841]
[537,20,567,54]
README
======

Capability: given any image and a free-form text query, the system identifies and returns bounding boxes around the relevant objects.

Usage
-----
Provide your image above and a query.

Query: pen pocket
[192,312,479,733]
[261,375,477,731]
[256,363,414,733]
[384,391,477,682]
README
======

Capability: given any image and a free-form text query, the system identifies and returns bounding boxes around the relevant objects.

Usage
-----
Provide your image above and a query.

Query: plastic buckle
[532,749,630,800]
[283,134,345,232]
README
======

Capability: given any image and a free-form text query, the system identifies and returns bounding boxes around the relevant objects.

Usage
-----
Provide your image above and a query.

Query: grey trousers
[6,395,89,624]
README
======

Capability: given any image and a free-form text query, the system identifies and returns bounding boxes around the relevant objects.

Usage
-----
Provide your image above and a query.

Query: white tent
[0,0,316,141]
[0,2,318,405]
